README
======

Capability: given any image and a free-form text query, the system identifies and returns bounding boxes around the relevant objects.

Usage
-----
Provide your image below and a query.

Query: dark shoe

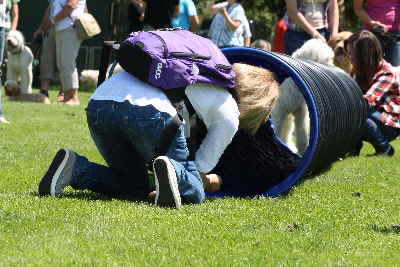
[153,156,181,209]
[367,145,395,157]
[347,141,363,157]
[38,149,77,197]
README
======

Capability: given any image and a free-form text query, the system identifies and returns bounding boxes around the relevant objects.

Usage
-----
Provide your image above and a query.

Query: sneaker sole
[38,149,69,197]
[153,156,181,209]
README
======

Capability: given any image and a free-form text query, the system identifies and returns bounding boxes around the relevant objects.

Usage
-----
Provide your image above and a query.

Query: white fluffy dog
[80,63,123,91]
[272,39,334,154]
[6,30,33,94]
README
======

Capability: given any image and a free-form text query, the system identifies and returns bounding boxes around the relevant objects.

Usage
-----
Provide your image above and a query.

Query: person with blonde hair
[251,39,271,51]
[37,62,279,209]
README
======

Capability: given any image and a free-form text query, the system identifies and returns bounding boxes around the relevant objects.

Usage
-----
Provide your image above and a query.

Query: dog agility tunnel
[207,47,368,198]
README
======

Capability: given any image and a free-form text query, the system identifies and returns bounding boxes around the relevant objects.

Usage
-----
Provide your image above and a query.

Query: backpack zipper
[149,32,168,58]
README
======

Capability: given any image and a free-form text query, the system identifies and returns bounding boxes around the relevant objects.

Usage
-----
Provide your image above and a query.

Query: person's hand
[218,6,227,14]
[312,31,326,43]
[370,21,388,33]
[200,172,222,192]
[33,29,43,39]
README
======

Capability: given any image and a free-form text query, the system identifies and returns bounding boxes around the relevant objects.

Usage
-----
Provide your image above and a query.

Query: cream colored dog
[80,63,124,91]
[272,39,335,154]
[6,30,34,94]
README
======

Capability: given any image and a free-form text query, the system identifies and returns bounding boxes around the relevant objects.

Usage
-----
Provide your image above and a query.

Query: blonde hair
[232,63,280,135]
[251,39,271,51]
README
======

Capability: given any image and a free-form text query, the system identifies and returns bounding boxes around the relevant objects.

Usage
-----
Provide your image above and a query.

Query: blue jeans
[69,100,205,204]
[284,28,330,55]
[362,109,400,152]
[0,27,5,117]
[374,31,400,67]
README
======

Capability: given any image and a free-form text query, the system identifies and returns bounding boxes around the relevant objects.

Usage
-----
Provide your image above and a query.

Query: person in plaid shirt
[346,30,400,156]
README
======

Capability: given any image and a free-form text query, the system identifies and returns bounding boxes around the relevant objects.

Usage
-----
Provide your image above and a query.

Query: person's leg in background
[39,29,60,98]
[0,27,9,123]
[362,109,398,155]
[55,27,81,105]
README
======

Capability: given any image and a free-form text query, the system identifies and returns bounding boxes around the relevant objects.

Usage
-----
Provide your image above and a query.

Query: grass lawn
[1,89,400,266]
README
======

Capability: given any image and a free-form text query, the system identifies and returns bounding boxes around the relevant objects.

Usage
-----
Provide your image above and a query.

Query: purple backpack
[116,28,236,91]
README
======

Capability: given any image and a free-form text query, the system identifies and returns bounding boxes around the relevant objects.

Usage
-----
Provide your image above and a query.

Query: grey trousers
[55,27,82,90]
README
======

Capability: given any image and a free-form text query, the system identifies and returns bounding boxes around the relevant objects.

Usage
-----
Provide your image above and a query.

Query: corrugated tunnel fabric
[205,47,367,198]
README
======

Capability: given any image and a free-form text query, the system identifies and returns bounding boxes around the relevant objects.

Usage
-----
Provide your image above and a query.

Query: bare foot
[62,99,80,106]
[148,191,156,198]
[57,91,64,102]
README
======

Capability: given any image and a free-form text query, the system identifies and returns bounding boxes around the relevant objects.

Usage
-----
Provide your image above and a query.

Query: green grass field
[1,90,400,266]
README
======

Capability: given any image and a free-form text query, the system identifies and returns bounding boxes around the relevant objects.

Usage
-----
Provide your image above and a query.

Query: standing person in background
[0,0,8,123]
[207,0,247,48]
[171,0,199,32]
[284,0,339,55]
[272,17,287,53]
[143,0,179,30]
[5,0,18,31]
[49,0,86,106]
[33,1,62,99]
[127,0,145,34]
[353,0,400,66]
[345,30,400,156]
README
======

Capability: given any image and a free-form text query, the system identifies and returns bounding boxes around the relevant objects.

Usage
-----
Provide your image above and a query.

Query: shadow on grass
[370,224,400,235]
[30,190,153,204]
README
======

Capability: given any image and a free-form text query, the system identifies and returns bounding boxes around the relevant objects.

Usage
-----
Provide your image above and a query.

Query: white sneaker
[153,156,181,209]
[0,116,10,123]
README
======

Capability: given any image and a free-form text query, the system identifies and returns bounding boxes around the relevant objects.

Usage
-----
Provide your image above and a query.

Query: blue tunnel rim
[220,47,320,197]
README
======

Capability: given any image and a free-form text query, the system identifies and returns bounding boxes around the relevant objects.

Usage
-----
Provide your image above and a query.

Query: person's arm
[186,85,239,174]
[219,6,241,30]
[285,0,326,42]
[187,1,199,32]
[50,0,78,25]
[10,3,19,30]
[327,0,339,39]
[364,71,395,107]
[189,15,200,32]
[33,5,51,38]
[353,0,388,32]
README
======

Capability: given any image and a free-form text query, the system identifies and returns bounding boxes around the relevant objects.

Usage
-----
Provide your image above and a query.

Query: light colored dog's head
[80,69,99,90]
[327,31,353,73]
[7,30,25,54]
[292,38,335,65]
[4,80,20,97]
[80,64,124,90]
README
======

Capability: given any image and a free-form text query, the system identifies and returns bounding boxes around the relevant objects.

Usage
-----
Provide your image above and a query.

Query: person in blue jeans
[0,2,9,123]
[37,64,280,209]
[346,30,400,156]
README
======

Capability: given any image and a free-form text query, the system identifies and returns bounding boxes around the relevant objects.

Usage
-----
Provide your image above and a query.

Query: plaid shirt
[364,60,400,128]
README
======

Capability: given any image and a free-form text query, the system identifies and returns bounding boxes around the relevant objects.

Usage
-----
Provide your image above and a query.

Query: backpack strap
[98,41,116,87]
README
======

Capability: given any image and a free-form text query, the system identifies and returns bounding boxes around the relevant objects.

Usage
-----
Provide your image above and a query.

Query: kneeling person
[37,63,279,209]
